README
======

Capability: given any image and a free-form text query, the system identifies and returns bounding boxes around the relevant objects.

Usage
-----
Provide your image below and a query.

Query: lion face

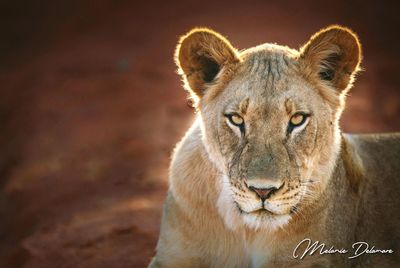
[200,48,339,229]
[175,26,361,230]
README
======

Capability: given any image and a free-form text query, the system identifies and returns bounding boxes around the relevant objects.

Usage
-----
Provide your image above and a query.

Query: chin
[241,211,292,231]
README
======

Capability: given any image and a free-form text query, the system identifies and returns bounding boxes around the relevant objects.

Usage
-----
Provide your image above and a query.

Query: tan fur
[150,26,400,267]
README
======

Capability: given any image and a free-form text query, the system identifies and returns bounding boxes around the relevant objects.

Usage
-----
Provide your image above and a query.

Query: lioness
[149,26,400,267]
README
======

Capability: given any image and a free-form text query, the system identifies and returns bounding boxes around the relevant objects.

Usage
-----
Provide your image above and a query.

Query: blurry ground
[0,1,399,267]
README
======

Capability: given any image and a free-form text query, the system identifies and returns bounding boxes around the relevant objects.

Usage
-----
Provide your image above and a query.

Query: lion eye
[288,112,310,134]
[225,113,245,133]
[227,114,244,126]
[290,113,306,126]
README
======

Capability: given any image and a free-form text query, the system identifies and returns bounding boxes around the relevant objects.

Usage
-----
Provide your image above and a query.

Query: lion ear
[300,25,362,93]
[175,28,240,100]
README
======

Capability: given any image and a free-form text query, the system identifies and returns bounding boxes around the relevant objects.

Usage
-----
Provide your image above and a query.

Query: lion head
[175,26,362,230]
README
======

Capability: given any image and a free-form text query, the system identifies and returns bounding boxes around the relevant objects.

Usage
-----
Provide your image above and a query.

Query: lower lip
[251,208,274,215]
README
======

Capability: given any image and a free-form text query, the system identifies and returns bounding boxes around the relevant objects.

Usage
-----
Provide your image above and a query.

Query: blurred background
[0,0,399,267]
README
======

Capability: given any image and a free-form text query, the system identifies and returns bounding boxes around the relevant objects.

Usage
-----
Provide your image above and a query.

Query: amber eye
[290,113,306,126]
[227,114,244,126]
[288,112,309,134]
[225,113,245,133]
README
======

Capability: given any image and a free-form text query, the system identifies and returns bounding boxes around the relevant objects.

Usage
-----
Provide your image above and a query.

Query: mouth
[229,199,294,230]
[252,204,299,216]
[234,201,277,215]
[240,205,293,230]
[251,207,275,215]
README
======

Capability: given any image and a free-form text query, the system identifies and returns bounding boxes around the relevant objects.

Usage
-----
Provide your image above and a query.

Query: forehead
[222,45,312,110]
[236,44,299,92]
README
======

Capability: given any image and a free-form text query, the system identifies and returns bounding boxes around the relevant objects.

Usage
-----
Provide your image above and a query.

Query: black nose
[249,186,278,201]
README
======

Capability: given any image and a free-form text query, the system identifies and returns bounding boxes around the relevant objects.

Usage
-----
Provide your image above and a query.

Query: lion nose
[248,186,278,201]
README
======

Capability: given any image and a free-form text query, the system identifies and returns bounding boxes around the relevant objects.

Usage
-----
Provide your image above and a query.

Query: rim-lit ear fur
[175,28,240,104]
[300,25,362,102]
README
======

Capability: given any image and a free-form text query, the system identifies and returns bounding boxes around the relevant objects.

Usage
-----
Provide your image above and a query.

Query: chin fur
[242,212,291,231]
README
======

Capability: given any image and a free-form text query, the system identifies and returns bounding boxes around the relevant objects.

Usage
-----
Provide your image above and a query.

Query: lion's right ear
[300,25,362,94]
[175,28,240,101]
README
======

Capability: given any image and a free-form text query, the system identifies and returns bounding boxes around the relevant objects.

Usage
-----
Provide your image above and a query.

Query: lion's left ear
[300,25,362,93]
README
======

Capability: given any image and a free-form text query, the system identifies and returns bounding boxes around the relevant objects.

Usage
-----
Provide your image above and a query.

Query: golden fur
[149,26,400,267]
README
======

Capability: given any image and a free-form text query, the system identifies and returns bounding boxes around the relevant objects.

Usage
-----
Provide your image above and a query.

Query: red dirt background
[0,1,399,267]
